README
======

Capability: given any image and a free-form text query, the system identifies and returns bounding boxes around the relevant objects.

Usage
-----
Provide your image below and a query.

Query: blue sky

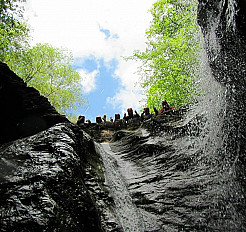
[24,0,154,121]
[73,56,122,121]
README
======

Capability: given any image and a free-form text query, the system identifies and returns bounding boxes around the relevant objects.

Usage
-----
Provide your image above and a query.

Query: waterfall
[93,1,246,231]
[96,143,145,232]
[196,0,246,229]
[223,0,238,31]
[1,1,246,231]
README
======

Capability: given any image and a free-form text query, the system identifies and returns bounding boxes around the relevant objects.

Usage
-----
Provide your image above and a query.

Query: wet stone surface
[0,122,102,232]
[102,112,246,231]
[1,1,246,230]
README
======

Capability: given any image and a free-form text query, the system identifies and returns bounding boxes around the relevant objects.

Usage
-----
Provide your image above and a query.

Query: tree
[0,0,29,61]
[130,0,201,110]
[1,1,87,118]
[6,43,87,116]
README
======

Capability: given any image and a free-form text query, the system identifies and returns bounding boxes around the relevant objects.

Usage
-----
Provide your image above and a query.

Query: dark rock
[1,2,246,230]
[106,111,246,231]
[0,122,102,231]
[0,63,105,231]
[197,0,246,86]
[0,62,69,145]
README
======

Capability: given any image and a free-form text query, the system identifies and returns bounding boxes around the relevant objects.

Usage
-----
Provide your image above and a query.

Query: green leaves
[0,3,29,62]
[5,43,87,116]
[131,0,201,110]
[1,0,87,118]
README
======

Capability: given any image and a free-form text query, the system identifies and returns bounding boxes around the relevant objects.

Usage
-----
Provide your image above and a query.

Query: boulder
[0,123,102,231]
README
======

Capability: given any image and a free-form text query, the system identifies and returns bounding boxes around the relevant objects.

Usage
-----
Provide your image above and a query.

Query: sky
[23,0,154,121]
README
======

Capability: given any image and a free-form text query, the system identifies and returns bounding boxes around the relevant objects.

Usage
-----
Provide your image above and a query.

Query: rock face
[0,62,68,145]
[0,123,102,231]
[197,0,246,85]
[0,63,103,231]
[197,0,246,196]
[96,111,245,231]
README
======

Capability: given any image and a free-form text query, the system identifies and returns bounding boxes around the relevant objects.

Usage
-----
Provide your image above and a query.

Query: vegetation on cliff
[129,0,201,110]
[1,0,201,117]
[5,43,87,113]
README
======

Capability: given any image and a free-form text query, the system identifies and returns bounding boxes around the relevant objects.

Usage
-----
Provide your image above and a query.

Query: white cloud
[107,88,144,115]
[24,0,154,111]
[78,69,99,93]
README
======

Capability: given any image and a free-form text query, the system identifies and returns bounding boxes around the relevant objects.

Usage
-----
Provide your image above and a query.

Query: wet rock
[1,2,246,230]
[0,63,105,231]
[0,122,102,231]
[82,138,123,232]
[197,0,246,86]
[106,109,246,231]
[197,0,246,203]
[87,3,246,230]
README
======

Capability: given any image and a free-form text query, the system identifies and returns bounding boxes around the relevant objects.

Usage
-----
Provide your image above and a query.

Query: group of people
[122,100,174,122]
[76,100,174,128]
[142,100,174,119]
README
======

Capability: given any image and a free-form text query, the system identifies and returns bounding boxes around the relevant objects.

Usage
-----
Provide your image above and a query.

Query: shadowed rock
[104,108,246,231]
[0,123,102,231]
[0,62,68,145]
[0,63,103,231]
[197,0,246,196]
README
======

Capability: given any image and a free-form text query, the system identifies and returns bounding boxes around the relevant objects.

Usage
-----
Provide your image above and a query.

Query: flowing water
[95,1,246,231]
[1,1,246,231]
[96,143,145,232]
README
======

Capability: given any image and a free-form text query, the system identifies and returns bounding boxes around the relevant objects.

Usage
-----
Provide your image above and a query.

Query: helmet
[115,113,120,120]
[144,107,149,113]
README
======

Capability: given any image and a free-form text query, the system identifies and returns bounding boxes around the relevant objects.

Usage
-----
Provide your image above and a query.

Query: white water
[223,0,238,31]
[96,143,145,232]
[94,2,242,231]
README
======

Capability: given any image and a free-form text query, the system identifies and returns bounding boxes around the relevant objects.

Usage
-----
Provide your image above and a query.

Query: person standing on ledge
[153,100,173,115]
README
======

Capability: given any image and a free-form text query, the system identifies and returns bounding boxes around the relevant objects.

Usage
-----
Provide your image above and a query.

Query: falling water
[94,1,246,231]
[223,0,238,31]
[1,1,246,231]
[196,0,246,229]
[96,143,145,232]
[199,0,245,162]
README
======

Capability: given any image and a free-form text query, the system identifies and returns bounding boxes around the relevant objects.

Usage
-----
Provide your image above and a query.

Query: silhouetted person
[154,100,172,115]
[103,114,107,122]
[77,115,85,125]
[134,110,140,118]
[114,113,120,122]
[86,119,91,124]
[127,108,134,119]
[123,108,134,123]
[141,107,152,120]
[96,115,102,124]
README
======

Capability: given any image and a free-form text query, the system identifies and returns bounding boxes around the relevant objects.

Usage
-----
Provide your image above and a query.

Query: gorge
[1,0,246,231]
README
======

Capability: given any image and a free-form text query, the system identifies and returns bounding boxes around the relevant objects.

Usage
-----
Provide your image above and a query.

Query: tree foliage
[1,0,87,117]
[6,43,86,115]
[0,0,29,61]
[131,0,201,110]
